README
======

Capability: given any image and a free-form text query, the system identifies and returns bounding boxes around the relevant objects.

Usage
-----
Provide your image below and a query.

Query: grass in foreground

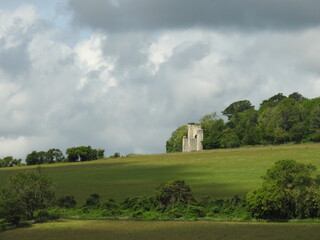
[1,143,320,204]
[1,219,320,240]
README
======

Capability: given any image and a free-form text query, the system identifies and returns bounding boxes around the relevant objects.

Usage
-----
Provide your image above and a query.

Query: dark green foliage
[109,152,121,158]
[66,146,101,162]
[7,168,56,219]
[34,210,59,223]
[0,188,23,225]
[155,180,194,209]
[57,196,77,208]
[222,100,254,120]
[26,149,65,165]
[167,93,319,152]
[85,193,100,206]
[0,156,21,168]
[166,125,187,153]
[246,160,320,219]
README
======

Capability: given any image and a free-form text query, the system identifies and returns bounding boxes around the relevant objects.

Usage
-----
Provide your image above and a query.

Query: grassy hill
[1,143,320,204]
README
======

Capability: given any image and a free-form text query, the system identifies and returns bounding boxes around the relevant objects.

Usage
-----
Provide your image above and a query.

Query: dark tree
[246,160,320,219]
[222,100,254,120]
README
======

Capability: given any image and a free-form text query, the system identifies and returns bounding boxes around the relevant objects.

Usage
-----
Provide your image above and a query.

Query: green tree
[46,149,65,163]
[222,100,254,120]
[155,180,194,209]
[7,168,55,219]
[246,160,320,219]
[66,146,100,162]
[200,113,226,149]
[0,188,23,225]
[288,92,307,102]
[166,125,187,153]
[0,156,21,168]
[260,93,287,109]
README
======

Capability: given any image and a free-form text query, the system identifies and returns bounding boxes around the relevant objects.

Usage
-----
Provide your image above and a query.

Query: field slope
[1,143,320,204]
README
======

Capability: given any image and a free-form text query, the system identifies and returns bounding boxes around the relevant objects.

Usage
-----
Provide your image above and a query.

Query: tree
[155,180,194,208]
[7,168,55,219]
[46,149,65,163]
[0,188,23,225]
[66,146,100,162]
[200,113,226,149]
[288,92,307,102]
[246,160,320,219]
[222,100,254,120]
[166,125,188,153]
[0,156,21,168]
[260,93,287,109]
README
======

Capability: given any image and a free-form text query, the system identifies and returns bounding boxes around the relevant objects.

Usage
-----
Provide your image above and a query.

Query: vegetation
[0,168,55,226]
[166,92,320,152]
[0,156,22,168]
[66,146,104,162]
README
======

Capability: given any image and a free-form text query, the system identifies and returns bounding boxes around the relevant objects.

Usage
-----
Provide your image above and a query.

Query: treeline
[2,160,320,230]
[167,92,320,152]
[0,146,105,168]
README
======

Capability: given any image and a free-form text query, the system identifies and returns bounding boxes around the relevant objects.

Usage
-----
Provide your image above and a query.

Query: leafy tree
[155,180,194,209]
[46,149,65,163]
[166,125,187,153]
[200,113,226,149]
[260,93,287,109]
[0,188,23,225]
[57,196,77,208]
[66,146,100,162]
[220,130,240,148]
[85,193,100,206]
[288,92,307,102]
[222,100,254,120]
[0,156,21,168]
[7,168,55,219]
[246,160,320,219]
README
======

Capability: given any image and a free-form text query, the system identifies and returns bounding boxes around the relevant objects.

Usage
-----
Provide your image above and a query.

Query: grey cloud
[68,0,320,32]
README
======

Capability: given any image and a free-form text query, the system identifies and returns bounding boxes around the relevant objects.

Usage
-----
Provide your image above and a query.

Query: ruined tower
[182,123,203,152]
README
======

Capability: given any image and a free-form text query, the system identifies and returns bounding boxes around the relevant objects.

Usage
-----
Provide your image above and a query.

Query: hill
[1,143,320,204]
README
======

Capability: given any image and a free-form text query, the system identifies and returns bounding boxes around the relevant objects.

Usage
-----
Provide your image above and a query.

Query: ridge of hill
[1,143,320,204]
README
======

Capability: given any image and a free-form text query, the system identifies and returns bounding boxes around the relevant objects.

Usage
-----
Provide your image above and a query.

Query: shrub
[34,210,59,223]
[57,196,77,208]
[155,180,194,209]
[85,193,100,207]
[246,160,320,219]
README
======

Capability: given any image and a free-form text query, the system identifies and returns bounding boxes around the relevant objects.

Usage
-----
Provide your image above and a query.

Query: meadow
[1,219,320,240]
[1,143,320,205]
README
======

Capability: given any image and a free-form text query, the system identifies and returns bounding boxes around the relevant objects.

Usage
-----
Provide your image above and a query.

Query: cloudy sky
[1,0,320,159]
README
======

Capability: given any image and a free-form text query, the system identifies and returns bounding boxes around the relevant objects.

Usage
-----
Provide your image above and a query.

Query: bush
[34,210,59,223]
[155,180,194,209]
[85,193,100,207]
[0,219,9,231]
[57,196,77,208]
[246,160,320,219]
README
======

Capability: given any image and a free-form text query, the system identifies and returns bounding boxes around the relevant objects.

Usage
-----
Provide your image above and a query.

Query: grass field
[1,219,320,240]
[1,143,320,204]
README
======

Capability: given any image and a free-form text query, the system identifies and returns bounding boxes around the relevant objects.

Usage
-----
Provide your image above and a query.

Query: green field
[1,143,320,204]
[1,219,320,240]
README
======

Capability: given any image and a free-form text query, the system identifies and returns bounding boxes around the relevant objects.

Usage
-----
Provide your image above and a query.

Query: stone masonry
[182,123,203,152]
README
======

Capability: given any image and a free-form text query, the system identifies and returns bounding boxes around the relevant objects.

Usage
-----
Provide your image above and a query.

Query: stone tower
[182,123,203,152]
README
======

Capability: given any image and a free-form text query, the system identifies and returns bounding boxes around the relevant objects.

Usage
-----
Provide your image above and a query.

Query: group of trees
[0,156,21,168]
[167,93,320,152]
[24,146,105,166]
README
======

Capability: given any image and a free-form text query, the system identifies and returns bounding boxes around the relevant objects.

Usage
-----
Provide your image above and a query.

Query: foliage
[34,210,59,223]
[57,196,77,208]
[166,125,187,153]
[66,146,102,162]
[109,152,121,158]
[6,168,56,219]
[222,100,254,120]
[246,160,320,219]
[0,156,21,168]
[26,149,65,165]
[0,188,23,225]
[85,193,101,207]
[166,92,318,152]
[155,180,194,208]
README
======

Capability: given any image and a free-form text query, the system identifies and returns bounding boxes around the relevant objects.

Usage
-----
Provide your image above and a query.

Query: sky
[1,0,320,159]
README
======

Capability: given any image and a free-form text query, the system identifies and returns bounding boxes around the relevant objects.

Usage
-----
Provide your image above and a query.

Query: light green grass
[2,219,320,240]
[1,143,320,204]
